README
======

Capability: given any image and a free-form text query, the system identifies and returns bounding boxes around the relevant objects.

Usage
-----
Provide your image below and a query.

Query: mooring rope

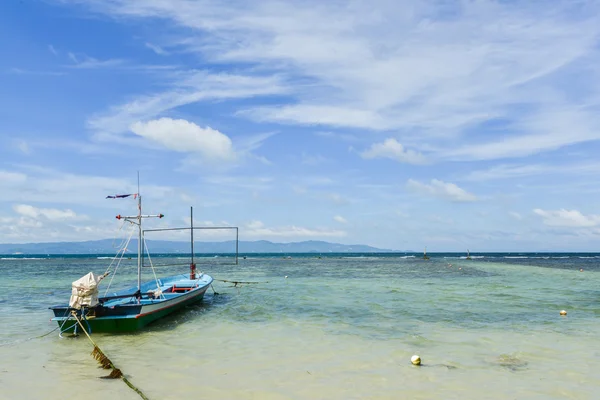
[215,279,267,287]
[72,314,150,400]
[0,308,73,347]
[0,325,61,347]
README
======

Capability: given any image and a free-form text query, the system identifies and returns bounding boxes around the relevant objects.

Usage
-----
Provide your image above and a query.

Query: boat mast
[137,172,142,292]
[113,173,164,294]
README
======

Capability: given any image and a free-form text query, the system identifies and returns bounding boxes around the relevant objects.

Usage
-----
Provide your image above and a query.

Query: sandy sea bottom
[1,256,599,399]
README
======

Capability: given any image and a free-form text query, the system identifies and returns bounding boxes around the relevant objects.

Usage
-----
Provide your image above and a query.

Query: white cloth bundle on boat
[69,272,105,309]
[148,287,163,299]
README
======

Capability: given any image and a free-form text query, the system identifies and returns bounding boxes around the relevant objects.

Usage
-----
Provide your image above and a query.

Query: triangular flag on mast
[106,193,138,199]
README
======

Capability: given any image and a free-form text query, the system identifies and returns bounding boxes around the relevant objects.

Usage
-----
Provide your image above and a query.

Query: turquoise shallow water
[0,254,599,399]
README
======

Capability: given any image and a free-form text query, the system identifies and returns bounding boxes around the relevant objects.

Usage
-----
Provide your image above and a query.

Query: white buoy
[411,355,421,365]
[285,276,288,279]
[560,310,567,316]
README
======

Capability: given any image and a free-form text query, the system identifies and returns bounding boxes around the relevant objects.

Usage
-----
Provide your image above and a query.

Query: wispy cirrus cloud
[333,215,348,224]
[48,44,59,56]
[0,167,174,206]
[7,68,65,76]
[509,212,523,221]
[0,170,27,183]
[533,208,600,228]
[243,220,346,239]
[88,71,287,136]
[145,42,169,56]
[464,161,600,181]
[13,204,79,220]
[407,179,477,202]
[60,0,600,162]
[67,52,124,69]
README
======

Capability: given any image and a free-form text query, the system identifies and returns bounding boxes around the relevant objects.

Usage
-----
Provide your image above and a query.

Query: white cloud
[361,138,426,165]
[464,161,600,181]
[333,215,347,224]
[67,52,124,69]
[0,168,175,206]
[89,71,287,136]
[52,0,600,165]
[301,153,329,166]
[13,204,78,220]
[0,213,117,243]
[14,140,31,155]
[48,44,58,56]
[7,68,64,76]
[243,220,346,239]
[202,175,273,191]
[0,170,27,183]
[509,212,523,221]
[326,193,348,205]
[246,220,264,229]
[407,179,477,202]
[442,108,600,161]
[67,0,600,161]
[533,208,600,227]
[315,131,360,142]
[130,118,236,162]
[244,105,387,130]
[145,42,168,55]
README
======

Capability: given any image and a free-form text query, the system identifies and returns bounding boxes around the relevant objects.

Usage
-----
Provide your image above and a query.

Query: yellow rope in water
[72,314,150,400]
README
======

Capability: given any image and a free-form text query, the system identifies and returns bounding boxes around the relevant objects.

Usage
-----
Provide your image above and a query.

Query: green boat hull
[55,290,207,334]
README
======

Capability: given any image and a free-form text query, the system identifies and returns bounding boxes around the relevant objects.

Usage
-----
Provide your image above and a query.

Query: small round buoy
[579,268,583,272]
[560,310,567,316]
[285,276,288,279]
[458,267,462,270]
[411,355,421,366]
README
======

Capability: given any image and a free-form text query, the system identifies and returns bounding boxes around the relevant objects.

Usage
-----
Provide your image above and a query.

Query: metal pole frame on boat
[143,225,239,266]
[190,207,195,279]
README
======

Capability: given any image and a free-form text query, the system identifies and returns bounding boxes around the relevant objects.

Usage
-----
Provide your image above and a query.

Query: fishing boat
[49,190,214,334]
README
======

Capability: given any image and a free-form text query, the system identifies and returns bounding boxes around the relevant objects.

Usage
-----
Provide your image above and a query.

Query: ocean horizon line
[2,251,600,257]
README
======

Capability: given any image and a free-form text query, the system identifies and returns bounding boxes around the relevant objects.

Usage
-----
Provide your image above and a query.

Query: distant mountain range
[0,239,394,254]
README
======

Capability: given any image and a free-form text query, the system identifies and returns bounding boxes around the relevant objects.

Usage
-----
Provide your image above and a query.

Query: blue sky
[2,0,600,251]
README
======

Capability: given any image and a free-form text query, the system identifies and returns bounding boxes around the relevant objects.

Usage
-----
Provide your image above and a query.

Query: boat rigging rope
[111,218,131,254]
[142,239,166,299]
[103,223,136,296]
[72,313,150,400]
